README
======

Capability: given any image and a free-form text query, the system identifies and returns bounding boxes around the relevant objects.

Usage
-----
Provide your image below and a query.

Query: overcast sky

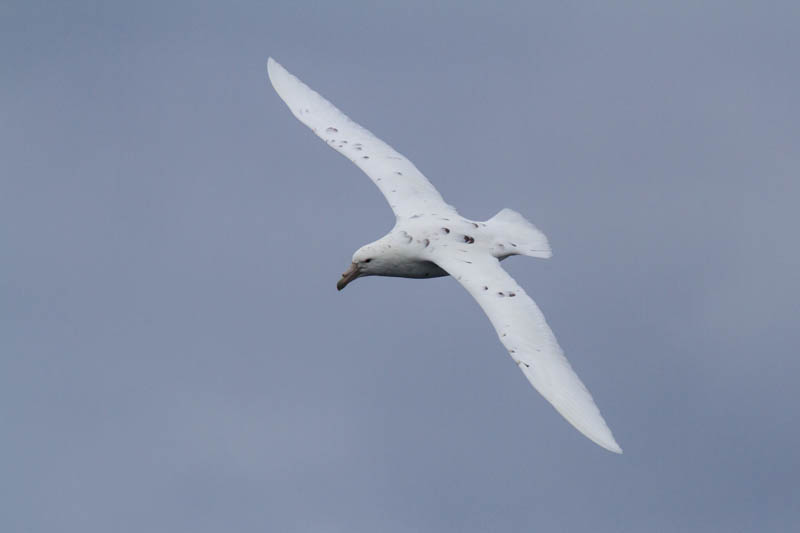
[2,1,799,531]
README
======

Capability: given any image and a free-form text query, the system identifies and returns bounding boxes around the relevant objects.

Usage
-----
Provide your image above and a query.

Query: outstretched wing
[431,251,622,453]
[267,58,456,219]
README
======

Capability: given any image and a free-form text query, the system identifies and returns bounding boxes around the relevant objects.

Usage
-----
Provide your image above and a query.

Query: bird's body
[346,214,528,280]
[268,58,623,454]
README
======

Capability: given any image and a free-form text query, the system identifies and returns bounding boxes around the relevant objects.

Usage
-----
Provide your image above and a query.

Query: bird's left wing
[267,58,456,219]
[430,250,623,453]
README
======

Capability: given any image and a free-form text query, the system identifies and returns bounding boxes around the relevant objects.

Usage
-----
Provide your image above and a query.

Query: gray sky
[2,1,799,531]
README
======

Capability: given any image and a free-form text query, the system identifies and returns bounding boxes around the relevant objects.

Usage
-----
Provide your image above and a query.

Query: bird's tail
[487,208,552,259]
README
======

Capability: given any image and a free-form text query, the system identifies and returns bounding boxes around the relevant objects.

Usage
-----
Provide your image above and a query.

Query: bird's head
[336,243,385,291]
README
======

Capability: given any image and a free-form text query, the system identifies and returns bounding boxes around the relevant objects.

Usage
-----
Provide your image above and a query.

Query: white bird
[267,58,622,454]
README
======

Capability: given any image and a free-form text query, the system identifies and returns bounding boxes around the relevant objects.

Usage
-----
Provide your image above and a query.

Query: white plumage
[267,57,622,454]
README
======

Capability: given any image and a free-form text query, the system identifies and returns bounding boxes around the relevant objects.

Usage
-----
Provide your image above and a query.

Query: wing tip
[266,57,303,108]
[267,56,283,84]
[598,438,623,454]
[583,424,623,454]
[543,384,624,454]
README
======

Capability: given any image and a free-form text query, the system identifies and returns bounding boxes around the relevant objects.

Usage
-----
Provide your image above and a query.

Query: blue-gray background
[2,1,799,531]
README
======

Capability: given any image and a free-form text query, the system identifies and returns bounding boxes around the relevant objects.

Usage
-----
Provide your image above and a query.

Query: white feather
[267,58,455,219]
[431,252,622,454]
[268,57,623,453]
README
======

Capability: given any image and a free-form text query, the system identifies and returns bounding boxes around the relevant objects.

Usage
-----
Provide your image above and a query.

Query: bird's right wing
[267,58,456,220]
[430,250,622,453]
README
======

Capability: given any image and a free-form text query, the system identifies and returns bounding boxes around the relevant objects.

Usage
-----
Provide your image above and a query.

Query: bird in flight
[267,58,622,453]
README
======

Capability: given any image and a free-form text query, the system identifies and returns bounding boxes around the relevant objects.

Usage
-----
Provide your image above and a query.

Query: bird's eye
[364,258,372,263]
